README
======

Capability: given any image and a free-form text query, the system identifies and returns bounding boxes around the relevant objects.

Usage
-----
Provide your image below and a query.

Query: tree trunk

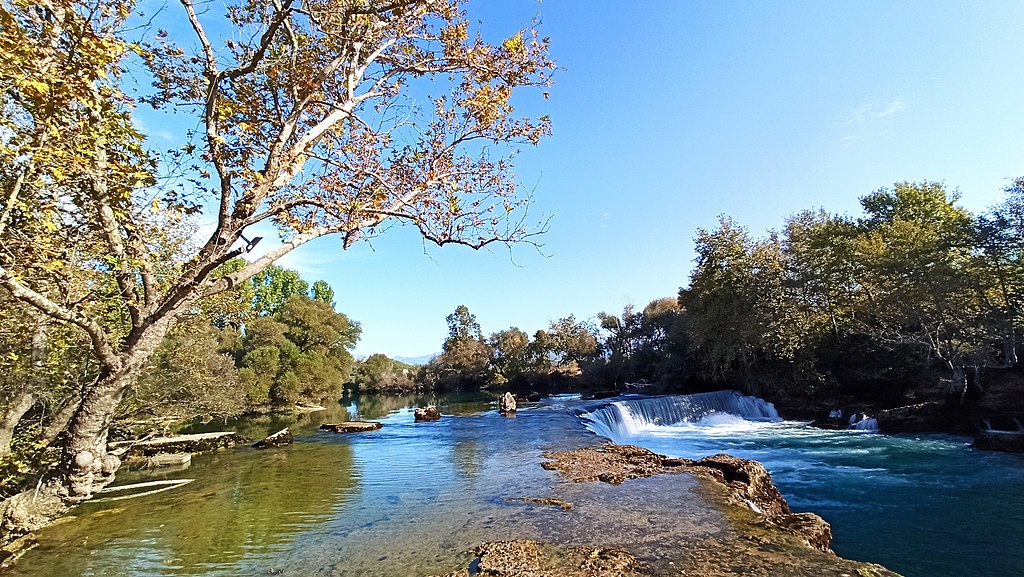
[39,396,81,448]
[0,318,174,544]
[0,318,48,458]
[0,389,36,459]
[947,361,968,403]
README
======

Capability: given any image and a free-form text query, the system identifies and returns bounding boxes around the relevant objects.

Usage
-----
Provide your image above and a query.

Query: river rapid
[578,391,1024,577]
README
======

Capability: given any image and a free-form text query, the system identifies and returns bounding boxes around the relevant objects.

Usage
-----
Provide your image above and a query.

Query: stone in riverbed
[252,428,294,448]
[414,405,441,422]
[109,431,245,459]
[319,422,382,433]
[498,392,516,415]
[971,432,1024,453]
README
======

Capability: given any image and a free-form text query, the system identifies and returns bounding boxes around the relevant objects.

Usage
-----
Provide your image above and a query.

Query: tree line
[409,181,1023,406]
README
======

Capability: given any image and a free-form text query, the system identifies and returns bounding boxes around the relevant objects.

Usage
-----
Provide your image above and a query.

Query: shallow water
[580,394,1024,577]
[10,393,739,577]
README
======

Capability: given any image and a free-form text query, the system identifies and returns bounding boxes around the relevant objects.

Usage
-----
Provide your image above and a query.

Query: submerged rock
[432,539,642,577]
[146,453,191,468]
[498,392,516,415]
[252,428,294,449]
[414,405,442,422]
[319,422,382,433]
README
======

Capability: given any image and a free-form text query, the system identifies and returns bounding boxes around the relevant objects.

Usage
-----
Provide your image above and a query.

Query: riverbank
[1,394,899,576]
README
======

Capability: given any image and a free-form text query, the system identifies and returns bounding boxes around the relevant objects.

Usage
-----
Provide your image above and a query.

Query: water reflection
[16,441,358,576]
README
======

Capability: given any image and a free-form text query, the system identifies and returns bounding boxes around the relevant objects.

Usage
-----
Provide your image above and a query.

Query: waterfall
[847,413,879,431]
[849,417,879,431]
[578,390,781,440]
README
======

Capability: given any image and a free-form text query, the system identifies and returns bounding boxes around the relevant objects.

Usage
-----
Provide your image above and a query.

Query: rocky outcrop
[875,402,947,433]
[415,405,442,422]
[540,444,670,484]
[971,432,1024,453]
[689,454,789,517]
[541,445,834,554]
[252,428,294,448]
[498,392,516,415]
[319,422,383,433]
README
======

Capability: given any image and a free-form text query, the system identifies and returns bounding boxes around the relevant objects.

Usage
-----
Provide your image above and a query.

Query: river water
[8,391,1023,576]
[577,391,1024,577]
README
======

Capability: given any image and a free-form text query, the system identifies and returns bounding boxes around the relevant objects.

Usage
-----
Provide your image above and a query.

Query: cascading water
[579,390,781,440]
[571,390,1024,577]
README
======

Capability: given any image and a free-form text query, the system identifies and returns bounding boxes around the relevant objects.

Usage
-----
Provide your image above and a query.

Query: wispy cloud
[838,98,907,145]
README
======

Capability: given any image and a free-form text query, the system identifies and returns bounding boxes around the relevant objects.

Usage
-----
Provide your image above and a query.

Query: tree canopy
[0,0,554,535]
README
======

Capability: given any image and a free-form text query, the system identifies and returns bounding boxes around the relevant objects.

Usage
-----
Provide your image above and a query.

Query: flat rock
[541,444,837,554]
[319,422,382,433]
[432,539,642,577]
[109,432,245,458]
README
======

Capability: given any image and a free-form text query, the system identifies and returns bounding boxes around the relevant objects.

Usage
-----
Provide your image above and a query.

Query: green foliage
[250,266,311,317]
[350,354,417,393]
[231,294,360,408]
[130,323,244,422]
[311,280,336,308]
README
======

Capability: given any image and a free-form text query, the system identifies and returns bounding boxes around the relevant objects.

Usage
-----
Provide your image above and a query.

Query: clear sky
[157,1,1024,358]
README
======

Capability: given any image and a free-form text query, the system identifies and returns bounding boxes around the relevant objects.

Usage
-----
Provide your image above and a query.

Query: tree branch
[0,265,122,372]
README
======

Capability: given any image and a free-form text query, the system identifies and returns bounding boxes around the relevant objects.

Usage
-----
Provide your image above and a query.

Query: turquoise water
[580,394,1024,577]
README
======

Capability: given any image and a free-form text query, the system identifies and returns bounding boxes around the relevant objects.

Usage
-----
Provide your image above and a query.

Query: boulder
[972,432,1024,453]
[498,392,517,415]
[252,428,294,449]
[414,405,442,422]
[319,422,382,433]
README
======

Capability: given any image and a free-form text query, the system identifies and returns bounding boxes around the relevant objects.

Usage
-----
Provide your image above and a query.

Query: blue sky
[150,1,1024,357]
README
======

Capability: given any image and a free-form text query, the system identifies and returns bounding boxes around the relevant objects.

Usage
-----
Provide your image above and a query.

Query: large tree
[0,0,552,537]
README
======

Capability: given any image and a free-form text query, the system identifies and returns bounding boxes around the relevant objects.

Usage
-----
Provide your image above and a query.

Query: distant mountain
[394,353,438,366]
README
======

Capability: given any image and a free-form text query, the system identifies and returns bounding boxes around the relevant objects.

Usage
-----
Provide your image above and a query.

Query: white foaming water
[574,390,1024,577]
[579,390,782,441]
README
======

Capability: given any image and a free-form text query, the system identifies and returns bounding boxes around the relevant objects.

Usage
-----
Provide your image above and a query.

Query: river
[8,391,1023,576]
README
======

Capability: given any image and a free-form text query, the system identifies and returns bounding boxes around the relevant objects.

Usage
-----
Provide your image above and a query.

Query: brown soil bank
[434,444,900,577]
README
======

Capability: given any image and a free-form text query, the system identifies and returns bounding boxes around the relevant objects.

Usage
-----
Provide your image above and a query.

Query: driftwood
[319,422,382,433]
[92,479,195,503]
